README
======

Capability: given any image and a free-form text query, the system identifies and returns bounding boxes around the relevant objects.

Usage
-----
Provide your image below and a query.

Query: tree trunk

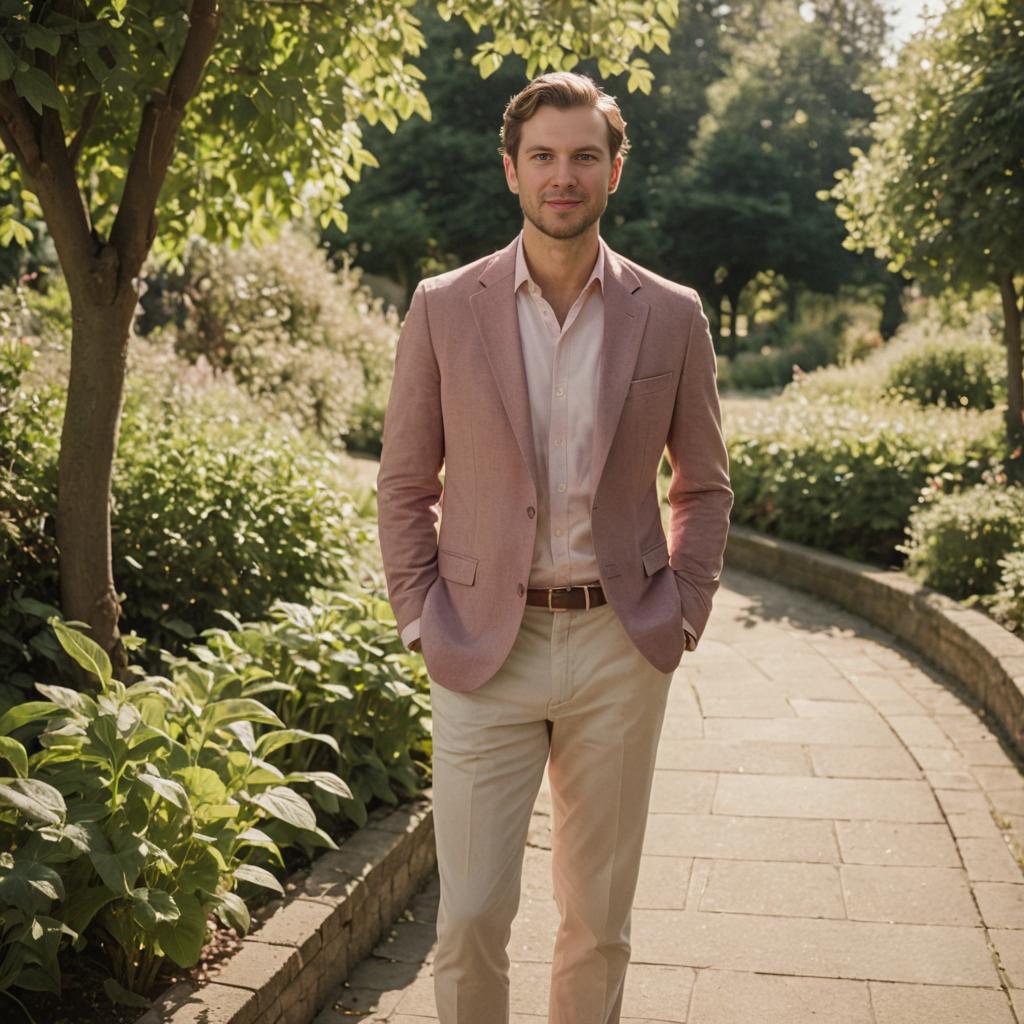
[999,270,1024,478]
[57,290,139,678]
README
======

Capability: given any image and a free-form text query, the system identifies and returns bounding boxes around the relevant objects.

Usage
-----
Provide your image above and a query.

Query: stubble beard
[520,193,606,241]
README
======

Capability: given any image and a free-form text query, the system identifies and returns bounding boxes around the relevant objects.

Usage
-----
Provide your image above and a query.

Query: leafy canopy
[827,0,1024,290]
[0,0,678,266]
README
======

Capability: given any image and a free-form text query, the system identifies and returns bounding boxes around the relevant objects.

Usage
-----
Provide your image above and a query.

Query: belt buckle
[548,586,574,612]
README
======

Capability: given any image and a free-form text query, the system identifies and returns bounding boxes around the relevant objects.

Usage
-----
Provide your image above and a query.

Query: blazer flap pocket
[438,548,478,586]
[641,540,670,576]
[627,371,674,398]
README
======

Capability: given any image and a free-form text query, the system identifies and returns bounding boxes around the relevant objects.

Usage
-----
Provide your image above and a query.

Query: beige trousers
[428,600,674,1024]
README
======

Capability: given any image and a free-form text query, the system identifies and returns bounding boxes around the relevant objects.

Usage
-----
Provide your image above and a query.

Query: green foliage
[784,302,1005,408]
[0,617,349,1001]
[166,226,398,454]
[719,393,1007,565]
[899,483,1024,599]
[883,331,1005,410]
[829,0,1023,293]
[985,550,1024,634]
[0,0,677,261]
[163,588,432,830]
[1,308,379,685]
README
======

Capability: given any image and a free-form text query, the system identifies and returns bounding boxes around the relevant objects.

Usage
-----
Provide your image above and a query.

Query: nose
[548,157,578,189]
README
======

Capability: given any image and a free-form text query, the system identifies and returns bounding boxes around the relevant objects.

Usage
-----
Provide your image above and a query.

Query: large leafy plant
[0,616,350,1006]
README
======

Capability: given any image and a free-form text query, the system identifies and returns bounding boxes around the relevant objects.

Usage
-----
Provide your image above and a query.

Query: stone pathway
[314,566,1024,1023]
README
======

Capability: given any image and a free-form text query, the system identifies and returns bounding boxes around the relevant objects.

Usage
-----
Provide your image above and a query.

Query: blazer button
[526,506,535,518]
[517,583,525,596]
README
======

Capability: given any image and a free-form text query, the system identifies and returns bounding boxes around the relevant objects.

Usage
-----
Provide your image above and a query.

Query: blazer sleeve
[376,282,444,638]
[664,289,734,644]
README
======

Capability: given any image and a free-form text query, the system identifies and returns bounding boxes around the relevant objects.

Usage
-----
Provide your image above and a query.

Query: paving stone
[886,716,953,748]
[698,859,844,918]
[700,696,794,718]
[630,908,998,985]
[975,881,1024,928]
[634,854,692,910]
[714,774,942,822]
[808,745,921,780]
[649,770,719,814]
[789,698,883,720]
[655,738,811,774]
[960,739,1019,768]
[834,821,960,867]
[992,928,1024,988]
[644,812,838,863]
[869,980,1016,1023]
[705,716,897,747]
[688,969,873,1024]
[959,837,1024,882]
[840,864,980,925]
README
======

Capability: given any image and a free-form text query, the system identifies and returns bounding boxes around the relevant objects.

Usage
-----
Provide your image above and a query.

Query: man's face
[503,104,623,241]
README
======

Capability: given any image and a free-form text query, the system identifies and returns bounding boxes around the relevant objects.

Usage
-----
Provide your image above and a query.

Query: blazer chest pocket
[438,548,478,586]
[626,371,674,399]
[641,540,670,576]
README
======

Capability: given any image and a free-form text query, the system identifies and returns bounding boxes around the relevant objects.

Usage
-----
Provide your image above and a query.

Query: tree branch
[0,83,42,176]
[67,91,101,168]
[110,0,221,285]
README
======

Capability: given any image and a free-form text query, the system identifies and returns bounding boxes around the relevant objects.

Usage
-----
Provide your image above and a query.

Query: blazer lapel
[469,239,542,493]
[591,248,650,490]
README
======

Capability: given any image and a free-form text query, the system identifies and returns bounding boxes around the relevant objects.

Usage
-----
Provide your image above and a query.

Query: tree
[829,0,1024,451]
[0,0,679,675]
[657,0,885,345]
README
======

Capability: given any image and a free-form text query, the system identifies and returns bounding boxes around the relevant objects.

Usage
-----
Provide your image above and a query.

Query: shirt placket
[534,284,591,590]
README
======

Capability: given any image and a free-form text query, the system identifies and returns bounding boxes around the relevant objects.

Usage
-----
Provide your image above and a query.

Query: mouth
[545,199,582,210]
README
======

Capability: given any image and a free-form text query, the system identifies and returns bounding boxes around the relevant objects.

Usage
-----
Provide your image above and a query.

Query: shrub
[899,483,1024,599]
[985,551,1024,634]
[167,226,398,454]
[884,332,1004,409]
[164,585,432,829]
[719,393,1007,565]
[0,617,348,1004]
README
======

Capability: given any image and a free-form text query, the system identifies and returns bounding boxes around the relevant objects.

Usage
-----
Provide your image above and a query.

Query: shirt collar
[513,230,606,298]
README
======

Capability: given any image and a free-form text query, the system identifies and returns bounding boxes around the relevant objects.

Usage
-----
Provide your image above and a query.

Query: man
[377,71,733,1024]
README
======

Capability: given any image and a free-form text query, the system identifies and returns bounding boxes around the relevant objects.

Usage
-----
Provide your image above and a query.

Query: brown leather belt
[525,583,606,611]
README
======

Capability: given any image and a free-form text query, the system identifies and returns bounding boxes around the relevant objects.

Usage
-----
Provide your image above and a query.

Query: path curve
[314,566,1024,1024]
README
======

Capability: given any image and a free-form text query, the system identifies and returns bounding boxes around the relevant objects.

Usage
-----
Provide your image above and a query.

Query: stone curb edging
[725,523,1024,759]
[136,790,436,1024]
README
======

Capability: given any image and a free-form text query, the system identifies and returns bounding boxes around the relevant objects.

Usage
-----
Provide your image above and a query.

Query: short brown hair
[499,71,631,165]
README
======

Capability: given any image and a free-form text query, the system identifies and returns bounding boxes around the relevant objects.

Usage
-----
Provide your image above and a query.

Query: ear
[503,153,519,194]
[608,153,624,195]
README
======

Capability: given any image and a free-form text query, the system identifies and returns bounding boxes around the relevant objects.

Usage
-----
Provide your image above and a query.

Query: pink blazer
[377,235,733,692]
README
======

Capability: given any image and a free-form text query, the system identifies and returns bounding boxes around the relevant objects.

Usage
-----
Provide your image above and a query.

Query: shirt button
[554,438,563,446]
[555,528,564,537]
[517,583,526,596]
[558,484,566,492]
[526,506,535,518]
[555,387,565,397]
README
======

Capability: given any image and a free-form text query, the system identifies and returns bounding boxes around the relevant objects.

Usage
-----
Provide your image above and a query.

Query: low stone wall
[137,792,436,1024]
[725,524,1024,758]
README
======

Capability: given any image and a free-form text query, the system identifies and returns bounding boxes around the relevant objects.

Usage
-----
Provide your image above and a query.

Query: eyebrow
[524,144,603,154]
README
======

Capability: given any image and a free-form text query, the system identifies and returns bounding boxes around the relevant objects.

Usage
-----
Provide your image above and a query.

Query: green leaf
[60,885,117,936]
[200,698,284,732]
[50,618,112,686]
[176,766,227,805]
[35,684,99,717]
[0,855,64,913]
[0,701,58,735]
[156,891,208,968]
[256,729,340,758]
[214,890,250,934]
[103,977,152,1008]
[135,772,189,810]
[87,826,146,896]
[0,777,66,825]
[285,770,353,801]
[130,887,180,930]
[233,863,283,895]
[0,736,28,778]
[248,785,317,831]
